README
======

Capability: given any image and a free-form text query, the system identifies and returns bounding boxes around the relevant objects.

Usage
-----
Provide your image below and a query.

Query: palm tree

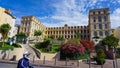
[0,24,11,47]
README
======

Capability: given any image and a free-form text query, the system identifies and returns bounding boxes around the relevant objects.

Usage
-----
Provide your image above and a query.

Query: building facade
[20,8,112,41]
[0,7,16,38]
[89,8,112,40]
[20,16,46,40]
[45,24,90,40]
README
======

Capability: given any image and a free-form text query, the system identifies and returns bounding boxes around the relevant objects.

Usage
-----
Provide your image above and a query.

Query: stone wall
[0,48,25,60]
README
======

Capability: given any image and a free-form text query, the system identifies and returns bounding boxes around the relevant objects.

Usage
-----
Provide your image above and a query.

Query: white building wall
[9,18,16,38]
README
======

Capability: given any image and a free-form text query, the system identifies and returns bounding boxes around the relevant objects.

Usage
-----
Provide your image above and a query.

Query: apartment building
[0,7,16,38]
[20,16,46,40]
[89,8,112,40]
[20,8,112,41]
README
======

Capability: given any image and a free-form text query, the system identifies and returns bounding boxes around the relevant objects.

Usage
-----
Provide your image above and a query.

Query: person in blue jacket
[17,51,34,68]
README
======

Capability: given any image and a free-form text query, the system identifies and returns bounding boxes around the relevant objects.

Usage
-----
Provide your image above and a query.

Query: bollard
[65,58,68,66]
[43,56,45,64]
[32,55,35,63]
[54,57,57,65]
[77,60,80,67]
[113,60,116,68]
[115,58,118,68]
[89,58,91,68]
[101,62,103,68]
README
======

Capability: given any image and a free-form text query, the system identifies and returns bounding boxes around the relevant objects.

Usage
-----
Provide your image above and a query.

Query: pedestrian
[17,51,34,68]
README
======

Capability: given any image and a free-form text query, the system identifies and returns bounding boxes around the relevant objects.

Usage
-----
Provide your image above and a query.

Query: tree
[0,24,11,47]
[102,34,119,47]
[34,30,42,36]
[34,30,42,41]
[16,32,27,43]
[96,49,106,65]
[80,40,94,52]
[49,35,55,40]
[57,36,64,41]
[75,32,81,39]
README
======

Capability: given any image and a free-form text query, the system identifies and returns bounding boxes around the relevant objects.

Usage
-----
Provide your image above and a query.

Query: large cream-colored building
[20,8,112,41]
[46,24,90,40]
[20,16,46,40]
[89,8,112,40]
[0,7,16,38]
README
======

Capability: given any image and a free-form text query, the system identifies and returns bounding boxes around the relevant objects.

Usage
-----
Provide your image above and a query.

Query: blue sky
[0,0,120,28]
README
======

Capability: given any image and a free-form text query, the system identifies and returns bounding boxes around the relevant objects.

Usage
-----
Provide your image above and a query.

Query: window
[87,30,89,33]
[99,24,102,29]
[98,11,101,14]
[104,10,106,14]
[93,17,96,22]
[59,31,61,34]
[105,24,108,29]
[93,12,95,15]
[99,31,103,36]
[94,31,97,37]
[98,16,102,22]
[105,31,109,36]
[104,16,107,21]
[94,24,96,29]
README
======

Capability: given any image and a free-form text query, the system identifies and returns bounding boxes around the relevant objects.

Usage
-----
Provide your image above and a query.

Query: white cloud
[118,0,120,3]
[111,8,120,28]
[41,0,91,27]
[38,0,120,29]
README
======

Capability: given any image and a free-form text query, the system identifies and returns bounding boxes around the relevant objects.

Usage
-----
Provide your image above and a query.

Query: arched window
[105,31,109,36]
[98,16,102,22]
[93,17,96,22]
[105,24,108,29]
[99,24,102,29]
[94,31,97,37]
[94,24,96,29]
[99,31,103,36]
[104,16,107,21]
[98,11,101,14]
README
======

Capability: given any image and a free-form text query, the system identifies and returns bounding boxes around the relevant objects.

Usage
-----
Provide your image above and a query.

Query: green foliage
[12,43,21,48]
[96,49,106,65]
[0,24,11,47]
[116,48,120,58]
[16,32,27,39]
[49,35,55,40]
[66,38,80,46]
[60,51,89,60]
[34,30,42,36]
[102,34,119,47]
[16,32,27,43]
[97,49,106,58]
[35,39,50,49]
[75,32,81,39]
[96,58,106,65]
[52,45,60,53]
[57,36,64,41]
[0,42,14,50]
[35,39,60,53]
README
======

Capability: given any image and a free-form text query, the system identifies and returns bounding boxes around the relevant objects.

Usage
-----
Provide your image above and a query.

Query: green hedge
[0,42,14,50]
[60,51,89,60]
[12,43,21,48]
